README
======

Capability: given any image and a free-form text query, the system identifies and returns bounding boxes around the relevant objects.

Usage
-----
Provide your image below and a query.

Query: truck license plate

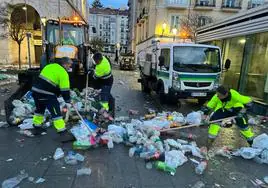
[191,92,207,97]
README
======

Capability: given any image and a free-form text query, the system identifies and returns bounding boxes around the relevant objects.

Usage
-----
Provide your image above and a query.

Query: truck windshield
[173,46,221,73]
[47,23,85,46]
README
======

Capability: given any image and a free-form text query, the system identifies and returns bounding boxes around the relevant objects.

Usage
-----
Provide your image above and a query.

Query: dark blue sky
[88,0,128,8]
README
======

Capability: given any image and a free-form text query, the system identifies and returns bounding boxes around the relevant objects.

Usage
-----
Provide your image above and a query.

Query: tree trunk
[18,43,21,69]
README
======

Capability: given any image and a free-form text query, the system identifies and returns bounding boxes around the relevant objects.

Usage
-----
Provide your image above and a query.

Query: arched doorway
[10,4,42,68]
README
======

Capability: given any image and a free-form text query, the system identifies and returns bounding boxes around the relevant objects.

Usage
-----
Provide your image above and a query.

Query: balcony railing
[248,0,265,9]
[165,0,189,8]
[222,0,242,9]
[195,0,216,7]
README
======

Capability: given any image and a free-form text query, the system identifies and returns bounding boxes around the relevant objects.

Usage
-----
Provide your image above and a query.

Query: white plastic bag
[252,133,268,150]
[18,119,34,130]
[186,111,202,125]
[165,150,188,168]
[232,147,262,159]
[108,124,126,137]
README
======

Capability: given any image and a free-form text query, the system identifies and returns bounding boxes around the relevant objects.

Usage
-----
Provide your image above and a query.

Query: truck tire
[198,99,207,105]
[141,80,150,93]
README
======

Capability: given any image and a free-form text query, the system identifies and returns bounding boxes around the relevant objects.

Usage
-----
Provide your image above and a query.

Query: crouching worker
[92,52,113,112]
[201,85,254,147]
[31,57,75,142]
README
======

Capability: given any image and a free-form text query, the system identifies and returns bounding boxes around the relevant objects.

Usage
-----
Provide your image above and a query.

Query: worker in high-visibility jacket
[92,52,113,111]
[202,85,254,147]
[31,57,75,142]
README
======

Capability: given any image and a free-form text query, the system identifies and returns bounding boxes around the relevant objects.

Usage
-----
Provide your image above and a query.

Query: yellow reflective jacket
[207,89,252,111]
[94,56,112,79]
[32,63,70,102]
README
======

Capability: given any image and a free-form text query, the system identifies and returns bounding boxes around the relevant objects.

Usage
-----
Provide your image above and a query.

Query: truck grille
[184,82,211,88]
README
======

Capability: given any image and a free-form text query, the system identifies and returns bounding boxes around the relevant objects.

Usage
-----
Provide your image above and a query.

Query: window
[160,49,170,69]
[111,31,114,36]
[99,24,102,29]
[170,15,180,30]
[198,16,212,27]
[100,31,102,36]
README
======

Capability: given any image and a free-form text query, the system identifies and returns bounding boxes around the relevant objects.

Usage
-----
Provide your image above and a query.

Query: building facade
[88,8,129,54]
[127,0,137,53]
[197,4,268,103]
[132,0,267,55]
[0,0,88,68]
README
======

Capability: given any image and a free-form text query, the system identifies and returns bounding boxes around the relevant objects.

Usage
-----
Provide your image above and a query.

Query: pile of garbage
[9,88,113,127]
[213,133,268,164]
[68,111,209,176]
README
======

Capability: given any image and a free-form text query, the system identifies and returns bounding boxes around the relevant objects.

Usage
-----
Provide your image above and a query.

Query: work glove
[245,102,253,110]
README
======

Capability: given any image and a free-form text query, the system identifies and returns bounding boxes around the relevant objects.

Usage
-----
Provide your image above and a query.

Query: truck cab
[138,41,222,104]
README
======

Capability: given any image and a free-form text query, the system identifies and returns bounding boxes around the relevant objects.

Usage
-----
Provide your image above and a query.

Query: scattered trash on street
[192,181,205,188]
[53,148,64,160]
[35,178,46,184]
[77,168,92,176]
[2,170,28,188]
[6,158,13,162]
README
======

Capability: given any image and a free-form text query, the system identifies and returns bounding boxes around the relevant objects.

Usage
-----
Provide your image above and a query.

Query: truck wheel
[141,80,150,93]
[198,99,207,105]
[158,84,167,104]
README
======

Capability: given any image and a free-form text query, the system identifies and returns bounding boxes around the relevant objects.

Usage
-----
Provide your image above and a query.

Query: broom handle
[160,116,237,132]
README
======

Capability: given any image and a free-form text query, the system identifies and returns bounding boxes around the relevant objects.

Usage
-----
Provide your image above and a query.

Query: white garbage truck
[137,40,230,104]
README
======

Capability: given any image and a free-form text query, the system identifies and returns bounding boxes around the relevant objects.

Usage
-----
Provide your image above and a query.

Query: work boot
[57,130,75,143]
[31,125,47,136]
[247,140,253,147]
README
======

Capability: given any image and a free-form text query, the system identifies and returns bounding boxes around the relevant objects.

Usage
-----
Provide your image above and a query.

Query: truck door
[157,48,171,94]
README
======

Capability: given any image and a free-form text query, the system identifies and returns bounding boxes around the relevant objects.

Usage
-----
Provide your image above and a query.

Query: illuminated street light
[22,6,27,10]
[162,22,167,36]
[41,17,46,26]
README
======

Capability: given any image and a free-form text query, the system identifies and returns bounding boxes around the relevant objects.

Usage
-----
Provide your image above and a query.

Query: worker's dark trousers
[208,109,254,141]
[100,85,112,111]
[32,92,66,132]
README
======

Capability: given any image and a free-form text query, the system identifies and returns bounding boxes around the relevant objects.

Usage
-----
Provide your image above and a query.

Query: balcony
[195,0,216,10]
[248,0,265,9]
[165,0,189,9]
[222,0,242,11]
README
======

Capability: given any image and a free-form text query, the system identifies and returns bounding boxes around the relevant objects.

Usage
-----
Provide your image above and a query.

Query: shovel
[160,116,237,132]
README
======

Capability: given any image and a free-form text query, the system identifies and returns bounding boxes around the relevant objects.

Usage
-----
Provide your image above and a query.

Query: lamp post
[162,22,167,36]
[172,28,177,41]
[23,0,32,68]
[116,43,120,64]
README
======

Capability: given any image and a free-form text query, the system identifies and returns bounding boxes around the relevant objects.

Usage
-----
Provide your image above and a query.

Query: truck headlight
[172,74,181,90]
[213,75,221,89]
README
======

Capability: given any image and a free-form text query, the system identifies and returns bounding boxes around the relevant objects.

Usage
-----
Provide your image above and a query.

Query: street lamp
[172,28,177,41]
[116,43,121,64]
[162,22,167,36]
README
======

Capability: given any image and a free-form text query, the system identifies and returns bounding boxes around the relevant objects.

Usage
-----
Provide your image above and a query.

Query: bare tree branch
[180,12,213,42]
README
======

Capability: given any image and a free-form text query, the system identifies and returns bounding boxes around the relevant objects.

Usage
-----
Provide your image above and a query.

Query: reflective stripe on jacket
[32,63,70,102]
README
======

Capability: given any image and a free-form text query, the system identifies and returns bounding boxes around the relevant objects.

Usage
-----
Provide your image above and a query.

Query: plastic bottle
[107,139,114,149]
[53,148,64,160]
[155,140,164,153]
[129,147,136,157]
[114,116,130,122]
[195,161,208,175]
[75,153,85,162]
[140,151,154,159]
[179,132,197,140]
[155,161,176,176]
[77,168,92,176]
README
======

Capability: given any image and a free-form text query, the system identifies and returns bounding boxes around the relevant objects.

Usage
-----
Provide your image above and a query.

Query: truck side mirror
[225,59,231,70]
[158,56,165,67]
[92,27,96,33]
